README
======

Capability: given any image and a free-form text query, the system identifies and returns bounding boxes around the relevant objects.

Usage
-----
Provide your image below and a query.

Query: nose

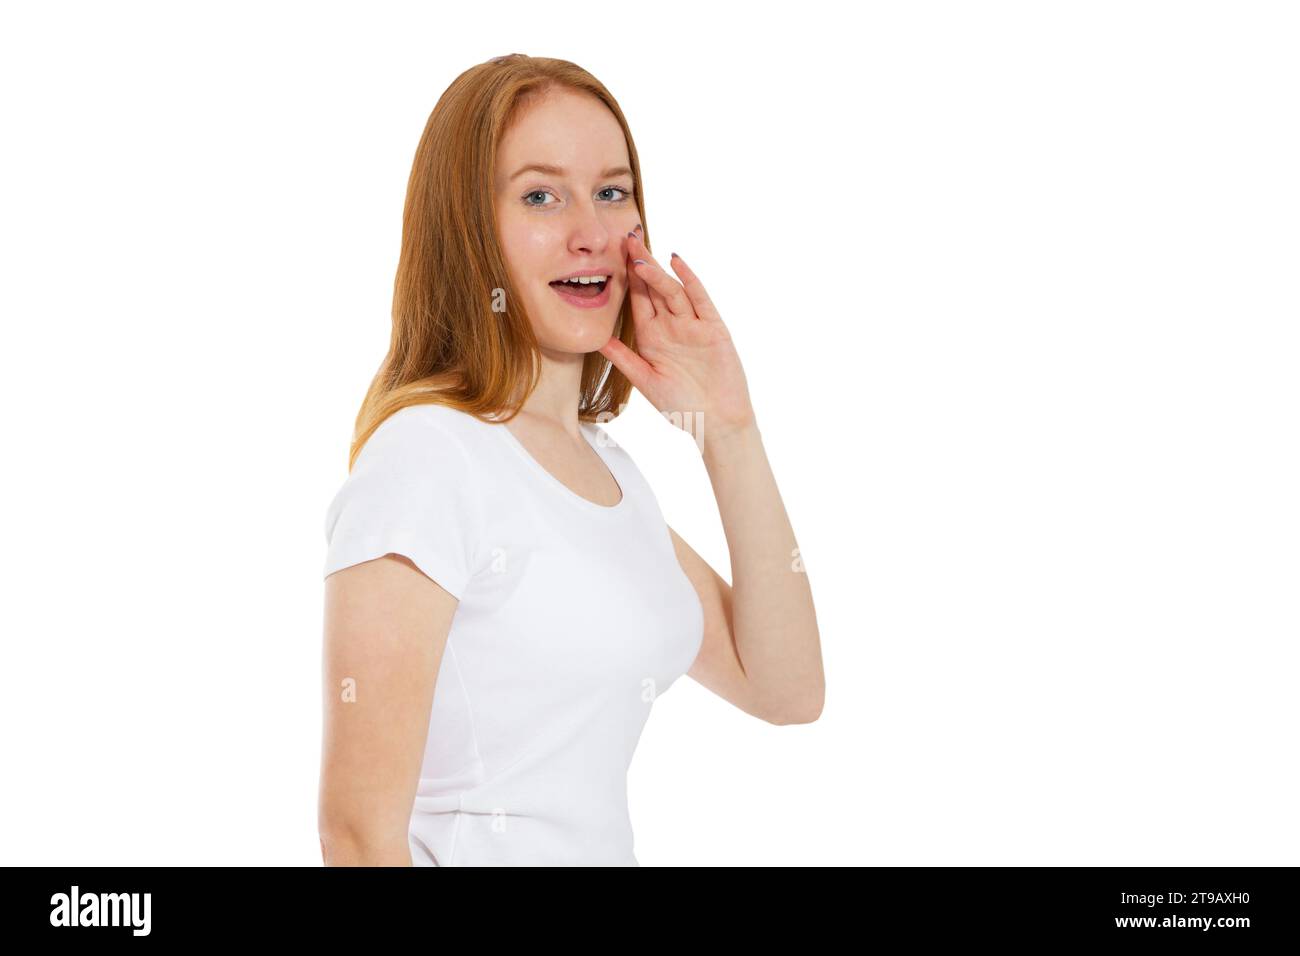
[566,200,619,254]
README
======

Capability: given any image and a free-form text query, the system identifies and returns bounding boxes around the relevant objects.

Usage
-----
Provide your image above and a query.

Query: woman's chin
[535,316,620,354]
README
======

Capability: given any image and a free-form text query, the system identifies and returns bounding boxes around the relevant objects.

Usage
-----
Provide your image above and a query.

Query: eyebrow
[508,163,634,182]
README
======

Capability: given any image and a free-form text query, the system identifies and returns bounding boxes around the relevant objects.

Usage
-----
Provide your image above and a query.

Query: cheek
[522,223,560,253]
[500,219,561,277]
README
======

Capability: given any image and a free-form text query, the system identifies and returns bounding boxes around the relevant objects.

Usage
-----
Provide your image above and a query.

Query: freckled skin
[493,88,638,359]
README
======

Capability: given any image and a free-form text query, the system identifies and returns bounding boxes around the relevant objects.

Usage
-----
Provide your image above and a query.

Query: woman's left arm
[600,228,824,724]
[697,421,823,724]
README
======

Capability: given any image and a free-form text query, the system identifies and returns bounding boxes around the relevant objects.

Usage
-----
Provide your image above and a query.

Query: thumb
[599,336,655,394]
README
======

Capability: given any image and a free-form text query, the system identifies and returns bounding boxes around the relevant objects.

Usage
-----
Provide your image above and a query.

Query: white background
[1,1,1296,865]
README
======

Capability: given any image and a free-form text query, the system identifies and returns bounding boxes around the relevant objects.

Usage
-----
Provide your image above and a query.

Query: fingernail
[633,258,647,265]
[627,230,638,239]
[634,223,643,233]
[670,252,679,259]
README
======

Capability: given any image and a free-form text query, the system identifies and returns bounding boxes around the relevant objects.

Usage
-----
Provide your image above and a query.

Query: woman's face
[494,88,638,355]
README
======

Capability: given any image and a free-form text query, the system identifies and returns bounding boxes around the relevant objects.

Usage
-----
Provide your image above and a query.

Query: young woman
[318,54,823,866]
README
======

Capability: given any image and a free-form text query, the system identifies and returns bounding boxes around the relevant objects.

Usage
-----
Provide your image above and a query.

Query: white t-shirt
[322,402,704,866]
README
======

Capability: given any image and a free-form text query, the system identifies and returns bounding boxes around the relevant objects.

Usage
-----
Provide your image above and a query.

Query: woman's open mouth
[549,274,611,309]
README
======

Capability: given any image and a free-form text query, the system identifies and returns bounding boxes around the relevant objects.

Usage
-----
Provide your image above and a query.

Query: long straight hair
[346,54,646,471]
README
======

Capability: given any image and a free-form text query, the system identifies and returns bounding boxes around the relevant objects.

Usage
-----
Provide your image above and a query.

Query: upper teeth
[560,275,607,284]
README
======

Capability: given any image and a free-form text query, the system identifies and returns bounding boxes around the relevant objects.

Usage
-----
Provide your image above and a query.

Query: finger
[598,334,657,395]
[637,258,670,317]
[628,234,693,317]
[624,230,658,321]
[627,231,668,316]
[667,253,719,322]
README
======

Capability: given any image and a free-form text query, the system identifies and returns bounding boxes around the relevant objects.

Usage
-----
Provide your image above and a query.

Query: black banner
[8,866,1294,942]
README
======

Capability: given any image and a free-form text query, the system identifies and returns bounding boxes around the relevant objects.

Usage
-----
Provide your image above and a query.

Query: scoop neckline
[491,418,628,514]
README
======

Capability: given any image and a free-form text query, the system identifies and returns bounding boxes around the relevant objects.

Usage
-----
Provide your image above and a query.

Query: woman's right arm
[318,553,459,866]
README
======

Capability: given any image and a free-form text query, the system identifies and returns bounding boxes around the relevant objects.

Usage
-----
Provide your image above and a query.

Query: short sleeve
[322,408,485,600]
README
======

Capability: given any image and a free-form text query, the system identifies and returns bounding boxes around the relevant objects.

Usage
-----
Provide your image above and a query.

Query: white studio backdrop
[0,1,1296,865]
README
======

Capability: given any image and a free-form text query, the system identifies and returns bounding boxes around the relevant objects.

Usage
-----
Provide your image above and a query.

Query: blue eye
[521,185,636,208]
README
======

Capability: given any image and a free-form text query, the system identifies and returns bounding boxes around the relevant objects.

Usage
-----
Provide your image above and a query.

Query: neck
[510,345,587,440]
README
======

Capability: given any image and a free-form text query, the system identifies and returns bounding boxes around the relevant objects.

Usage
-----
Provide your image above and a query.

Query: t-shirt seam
[444,636,482,867]
[445,635,486,783]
